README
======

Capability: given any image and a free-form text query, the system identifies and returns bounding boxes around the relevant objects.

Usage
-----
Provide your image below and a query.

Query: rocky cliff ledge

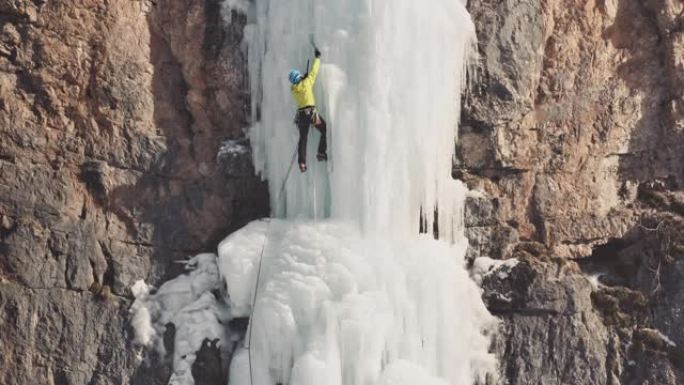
[0,0,682,384]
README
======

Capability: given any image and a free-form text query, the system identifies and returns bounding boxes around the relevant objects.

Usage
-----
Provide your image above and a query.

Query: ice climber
[289,47,327,173]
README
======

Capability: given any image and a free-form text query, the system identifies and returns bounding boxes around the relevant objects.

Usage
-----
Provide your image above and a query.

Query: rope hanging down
[246,144,298,384]
[246,22,318,378]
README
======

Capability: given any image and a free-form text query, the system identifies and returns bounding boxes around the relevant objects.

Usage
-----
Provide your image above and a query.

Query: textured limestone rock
[0,283,133,385]
[463,0,683,258]
[464,195,519,261]
[0,0,266,383]
[580,208,684,385]
[481,257,610,385]
[464,0,684,384]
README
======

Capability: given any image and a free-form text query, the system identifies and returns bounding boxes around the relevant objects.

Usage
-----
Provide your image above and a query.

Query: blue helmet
[288,69,302,84]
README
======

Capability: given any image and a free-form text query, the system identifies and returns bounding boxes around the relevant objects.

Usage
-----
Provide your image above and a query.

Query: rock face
[463,0,684,384]
[462,0,683,257]
[482,256,611,385]
[0,1,266,384]
[1,0,682,384]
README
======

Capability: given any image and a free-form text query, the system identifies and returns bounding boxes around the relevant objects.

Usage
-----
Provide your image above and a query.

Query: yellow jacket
[291,58,320,108]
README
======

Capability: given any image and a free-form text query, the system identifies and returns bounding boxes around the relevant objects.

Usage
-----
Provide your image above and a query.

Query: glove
[314,48,321,58]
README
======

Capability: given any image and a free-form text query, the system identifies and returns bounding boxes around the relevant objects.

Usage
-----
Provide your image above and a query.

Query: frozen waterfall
[247,0,476,240]
[129,1,498,384]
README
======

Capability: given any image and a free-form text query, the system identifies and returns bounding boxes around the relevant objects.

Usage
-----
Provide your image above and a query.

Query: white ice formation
[130,0,499,384]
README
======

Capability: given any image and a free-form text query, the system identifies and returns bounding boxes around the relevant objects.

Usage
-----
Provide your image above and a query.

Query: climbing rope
[246,218,267,385]
[277,145,299,215]
[246,144,298,385]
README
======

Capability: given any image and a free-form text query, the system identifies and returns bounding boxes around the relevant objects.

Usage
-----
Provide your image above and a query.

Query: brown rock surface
[0,1,266,384]
[462,0,683,258]
[463,0,684,384]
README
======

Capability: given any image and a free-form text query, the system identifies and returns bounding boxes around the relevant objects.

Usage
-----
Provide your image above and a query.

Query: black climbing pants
[295,107,327,165]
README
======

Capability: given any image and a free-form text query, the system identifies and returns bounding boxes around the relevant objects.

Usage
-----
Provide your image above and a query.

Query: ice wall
[129,1,498,384]
[236,0,497,384]
[247,0,476,239]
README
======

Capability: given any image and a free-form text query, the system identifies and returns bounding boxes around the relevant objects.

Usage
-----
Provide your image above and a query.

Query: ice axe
[305,34,318,77]
[309,33,318,51]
